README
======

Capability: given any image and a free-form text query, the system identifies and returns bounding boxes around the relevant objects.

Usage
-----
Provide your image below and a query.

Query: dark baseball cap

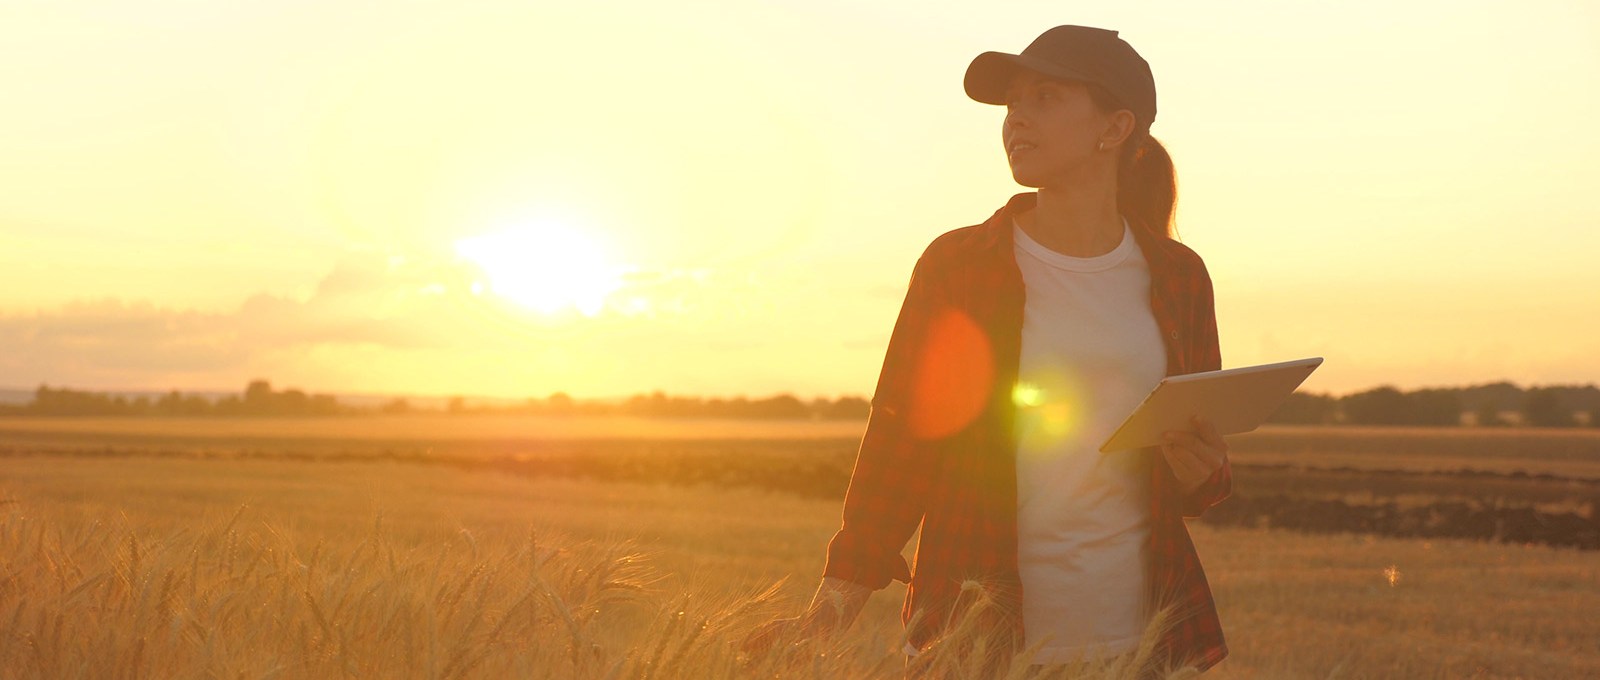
[964,25,1157,131]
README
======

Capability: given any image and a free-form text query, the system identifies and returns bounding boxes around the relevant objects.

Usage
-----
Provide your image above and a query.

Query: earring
[1097,142,1105,152]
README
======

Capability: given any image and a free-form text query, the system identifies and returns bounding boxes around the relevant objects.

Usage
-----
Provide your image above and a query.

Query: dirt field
[4,418,1598,475]
[0,414,868,444]
[2,419,1598,678]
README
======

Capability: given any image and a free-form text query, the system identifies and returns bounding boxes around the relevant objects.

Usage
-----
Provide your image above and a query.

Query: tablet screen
[1099,357,1323,452]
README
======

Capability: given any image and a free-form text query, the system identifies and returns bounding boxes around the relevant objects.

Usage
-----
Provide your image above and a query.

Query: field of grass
[1229,426,1600,479]
[3,419,1599,678]
[5,418,1599,477]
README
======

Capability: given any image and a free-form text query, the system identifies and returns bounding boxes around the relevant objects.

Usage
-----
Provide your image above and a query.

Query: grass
[0,461,1191,679]
[1229,426,1600,479]
[3,453,1599,678]
[5,418,1599,479]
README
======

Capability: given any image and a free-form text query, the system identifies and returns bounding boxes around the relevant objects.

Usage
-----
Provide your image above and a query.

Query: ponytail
[1085,83,1178,239]
[1116,134,1177,239]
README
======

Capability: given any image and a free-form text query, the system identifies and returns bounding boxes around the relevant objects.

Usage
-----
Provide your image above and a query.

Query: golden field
[2,419,1598,678]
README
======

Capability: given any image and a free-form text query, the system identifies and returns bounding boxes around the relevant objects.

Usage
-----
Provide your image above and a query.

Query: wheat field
[3,424,1599,678]
[1,458,1201,680]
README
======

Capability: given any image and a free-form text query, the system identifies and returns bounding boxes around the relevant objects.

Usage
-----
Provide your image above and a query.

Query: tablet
[1099,357,1323,453]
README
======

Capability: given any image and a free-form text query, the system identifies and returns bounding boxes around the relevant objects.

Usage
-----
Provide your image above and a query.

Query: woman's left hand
[1160,415,1229,494]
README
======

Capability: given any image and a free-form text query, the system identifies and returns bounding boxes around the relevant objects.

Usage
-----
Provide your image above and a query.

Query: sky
[2,0,1597,401]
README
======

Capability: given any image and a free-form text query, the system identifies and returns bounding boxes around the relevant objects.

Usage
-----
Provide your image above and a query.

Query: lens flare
[1012,382,1045,408]
[1012,367,1089,458]
[907,308,993,440]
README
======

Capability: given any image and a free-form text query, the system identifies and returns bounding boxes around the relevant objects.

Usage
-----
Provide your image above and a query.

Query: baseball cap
[964,25,1157,131]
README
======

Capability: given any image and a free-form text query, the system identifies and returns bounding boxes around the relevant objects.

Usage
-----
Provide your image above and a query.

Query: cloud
[0,255,474,385]
[0,299,247,374]
[0,252,778,393]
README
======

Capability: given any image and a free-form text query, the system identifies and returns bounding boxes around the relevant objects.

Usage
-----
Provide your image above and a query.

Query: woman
[751,25,1233,677]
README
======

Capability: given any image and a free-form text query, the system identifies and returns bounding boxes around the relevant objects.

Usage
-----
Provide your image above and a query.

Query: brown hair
[1086,85,1177,239]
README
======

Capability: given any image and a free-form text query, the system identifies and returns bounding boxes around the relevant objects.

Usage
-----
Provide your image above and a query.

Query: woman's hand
[1160,415,1229,494]
[741,578,868,657]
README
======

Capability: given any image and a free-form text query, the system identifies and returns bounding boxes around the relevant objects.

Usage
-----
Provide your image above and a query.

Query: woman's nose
[1004,109,1029,132]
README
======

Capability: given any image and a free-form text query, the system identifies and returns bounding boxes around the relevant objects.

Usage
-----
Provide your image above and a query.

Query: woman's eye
[1004,88,1057,107]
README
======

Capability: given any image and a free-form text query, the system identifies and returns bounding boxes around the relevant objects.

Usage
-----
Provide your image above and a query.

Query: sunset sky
[2,1,1597,401]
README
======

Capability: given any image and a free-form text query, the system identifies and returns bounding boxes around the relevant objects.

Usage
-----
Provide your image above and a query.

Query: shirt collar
[976,192,1179,276]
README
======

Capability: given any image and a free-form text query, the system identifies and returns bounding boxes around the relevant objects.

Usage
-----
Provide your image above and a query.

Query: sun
[454,221,629,316]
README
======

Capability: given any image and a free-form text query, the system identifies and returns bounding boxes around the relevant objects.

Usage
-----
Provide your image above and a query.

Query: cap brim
[964,51,1096,105]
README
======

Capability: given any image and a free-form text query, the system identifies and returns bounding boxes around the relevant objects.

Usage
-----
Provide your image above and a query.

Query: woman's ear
[1098,109,1138,152]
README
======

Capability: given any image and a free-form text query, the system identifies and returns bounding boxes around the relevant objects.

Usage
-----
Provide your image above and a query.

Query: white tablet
[1099,357,1323,453]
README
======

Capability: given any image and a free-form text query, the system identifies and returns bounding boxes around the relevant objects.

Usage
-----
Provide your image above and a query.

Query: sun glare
[454,222,629,316]
[1012,371,1088,458]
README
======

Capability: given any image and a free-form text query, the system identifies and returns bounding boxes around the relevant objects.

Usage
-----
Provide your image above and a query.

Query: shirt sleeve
[1181,257,1233,518]
[1180,460,1233,518]
[823,257,942,590]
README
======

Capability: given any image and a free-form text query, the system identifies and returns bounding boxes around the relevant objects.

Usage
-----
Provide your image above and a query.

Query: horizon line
[5,377,1599,405]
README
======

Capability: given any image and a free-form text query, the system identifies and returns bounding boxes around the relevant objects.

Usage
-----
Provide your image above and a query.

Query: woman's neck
[1018,180,1123,258]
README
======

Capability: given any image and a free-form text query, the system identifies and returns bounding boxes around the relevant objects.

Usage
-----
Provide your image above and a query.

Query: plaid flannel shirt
[824,192,1231,673]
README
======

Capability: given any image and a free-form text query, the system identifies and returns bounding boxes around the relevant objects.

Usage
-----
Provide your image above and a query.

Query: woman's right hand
[740,578,868,657]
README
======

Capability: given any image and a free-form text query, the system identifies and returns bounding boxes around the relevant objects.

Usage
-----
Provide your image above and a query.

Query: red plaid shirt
[824,192,1231,672]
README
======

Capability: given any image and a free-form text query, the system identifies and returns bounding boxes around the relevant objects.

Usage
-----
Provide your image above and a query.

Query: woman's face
[1001,71,1117,189]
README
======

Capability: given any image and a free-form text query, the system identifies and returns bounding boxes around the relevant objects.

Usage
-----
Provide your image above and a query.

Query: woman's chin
[1007,169,1049,189]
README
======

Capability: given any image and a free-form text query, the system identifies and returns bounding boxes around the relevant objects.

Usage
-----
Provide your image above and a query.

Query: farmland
[2,418,1598,678]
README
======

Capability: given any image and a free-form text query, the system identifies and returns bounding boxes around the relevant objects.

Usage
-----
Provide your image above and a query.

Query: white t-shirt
[1011,217,1166,664]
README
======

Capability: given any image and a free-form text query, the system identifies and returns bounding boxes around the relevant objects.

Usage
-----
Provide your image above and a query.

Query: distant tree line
[614,391,871,420]
[4,381,345,417]
[6,379,1597,427]
[1268,382,1600,428]
[0,382,873,420]
[396,390,872,420]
